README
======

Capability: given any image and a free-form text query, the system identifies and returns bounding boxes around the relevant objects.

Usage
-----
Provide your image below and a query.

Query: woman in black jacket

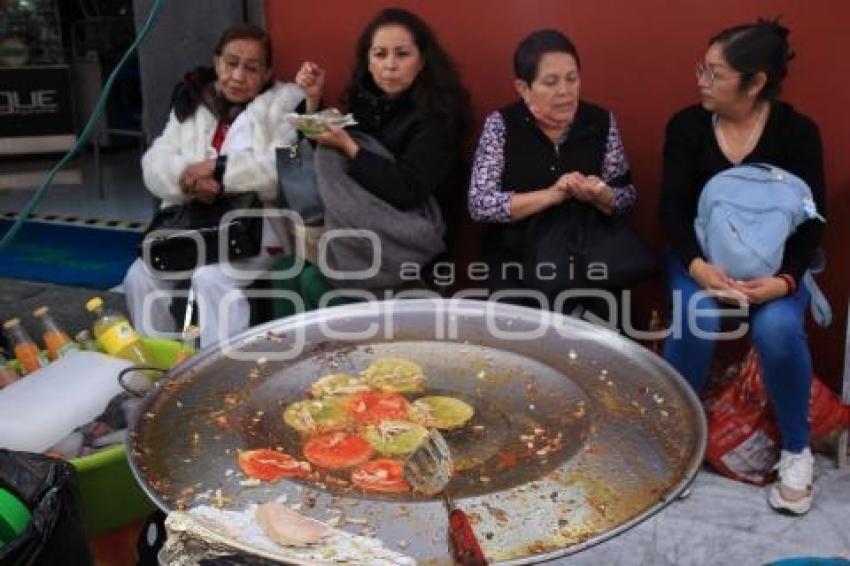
[300,8,468,210]
[659,19,826,515]
[292,8,470,292]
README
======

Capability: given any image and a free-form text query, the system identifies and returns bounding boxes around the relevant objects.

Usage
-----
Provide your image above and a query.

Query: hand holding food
[286,109,357,136]
[294,61,326,110]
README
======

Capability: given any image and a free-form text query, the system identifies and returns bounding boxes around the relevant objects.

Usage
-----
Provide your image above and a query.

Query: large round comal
[127,299,706,564]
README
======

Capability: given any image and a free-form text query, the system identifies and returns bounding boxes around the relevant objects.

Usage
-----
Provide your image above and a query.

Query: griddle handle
[448,508,488,566]
[118,366,165,397]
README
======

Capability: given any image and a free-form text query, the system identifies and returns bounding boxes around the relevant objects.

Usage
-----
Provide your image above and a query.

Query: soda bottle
[3,318,49,374]
[172,325,200,367]
[74,329,100,352]
[85,297,153,367]
[0,352,20,387]
[33,306,81,360]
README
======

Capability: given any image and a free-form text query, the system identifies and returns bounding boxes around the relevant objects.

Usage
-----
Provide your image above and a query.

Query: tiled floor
[0,145,156,227]
[572,456,850,565]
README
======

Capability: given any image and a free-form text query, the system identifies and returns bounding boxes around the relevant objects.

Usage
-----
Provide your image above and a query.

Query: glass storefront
[0,0,75,155]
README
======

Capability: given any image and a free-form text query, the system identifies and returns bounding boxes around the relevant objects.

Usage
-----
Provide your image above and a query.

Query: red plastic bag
[810,377,848,439]
[704,348,849,485]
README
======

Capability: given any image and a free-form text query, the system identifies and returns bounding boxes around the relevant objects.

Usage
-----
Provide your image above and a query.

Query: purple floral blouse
[468,111,636,222]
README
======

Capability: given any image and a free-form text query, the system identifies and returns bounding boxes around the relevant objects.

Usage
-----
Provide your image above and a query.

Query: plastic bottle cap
[85,297,103,312]
[2,318,20,329]
[32,306,48,318]
[0,487,31,546]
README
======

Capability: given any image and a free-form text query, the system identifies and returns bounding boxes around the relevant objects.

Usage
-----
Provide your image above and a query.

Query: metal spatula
[404,429,488,566]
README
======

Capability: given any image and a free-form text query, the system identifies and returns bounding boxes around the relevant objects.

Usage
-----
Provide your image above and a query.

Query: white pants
[124,216,287,348]
[123,252,279,348]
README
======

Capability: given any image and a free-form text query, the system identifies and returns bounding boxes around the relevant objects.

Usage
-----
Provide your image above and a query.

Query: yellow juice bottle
[85,297,153,366]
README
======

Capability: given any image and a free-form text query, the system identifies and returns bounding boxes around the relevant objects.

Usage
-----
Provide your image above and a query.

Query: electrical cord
[0,0,165,250]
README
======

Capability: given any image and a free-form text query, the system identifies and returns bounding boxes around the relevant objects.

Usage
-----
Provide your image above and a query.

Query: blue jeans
[662,255,812,452]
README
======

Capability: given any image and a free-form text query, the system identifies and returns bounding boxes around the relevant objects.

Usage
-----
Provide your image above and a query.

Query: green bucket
[70,337,188,534]
[0,487,31,548]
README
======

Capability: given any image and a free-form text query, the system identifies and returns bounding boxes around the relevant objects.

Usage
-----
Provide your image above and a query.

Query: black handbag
[523,201,655,295]
[139,191,263,272]
[276,139,323,226]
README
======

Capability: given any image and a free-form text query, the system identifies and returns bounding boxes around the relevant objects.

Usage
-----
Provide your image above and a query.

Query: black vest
[484,100,611,257]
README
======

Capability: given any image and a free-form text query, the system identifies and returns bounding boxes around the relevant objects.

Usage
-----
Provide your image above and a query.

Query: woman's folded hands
[179,159,221,204]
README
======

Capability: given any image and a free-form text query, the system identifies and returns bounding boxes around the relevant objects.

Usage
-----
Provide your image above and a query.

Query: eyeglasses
[695,62,718,85]
[695,61,739,87]
[220,54,266,76]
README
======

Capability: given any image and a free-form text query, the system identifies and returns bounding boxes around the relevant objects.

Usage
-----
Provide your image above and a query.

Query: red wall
[266,0,850,388]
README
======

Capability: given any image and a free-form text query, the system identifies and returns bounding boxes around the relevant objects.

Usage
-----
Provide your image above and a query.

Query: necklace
[713,103,768,164]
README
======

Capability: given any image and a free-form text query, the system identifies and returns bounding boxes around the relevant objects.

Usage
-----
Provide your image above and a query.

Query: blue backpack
[695,163,831,326]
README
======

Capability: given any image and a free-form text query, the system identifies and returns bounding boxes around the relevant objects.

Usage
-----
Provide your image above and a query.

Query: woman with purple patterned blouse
[467,29,637,319]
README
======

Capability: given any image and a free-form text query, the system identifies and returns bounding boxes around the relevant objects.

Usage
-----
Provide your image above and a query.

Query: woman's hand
[688,258,747,304]
[179,169,194,193]
[295,61,325,112]
[731,276,790,305]
[179,159,220,202]
[555,172,585,194]
[179,174,221,204]
[190,177,222,205]
[571,175,615,213]
[186,159,216,179]
[689,258,730,290]
[179,160,216,193]
[308,124,359,158]
[546,185,569,207]
[509,178,573,221]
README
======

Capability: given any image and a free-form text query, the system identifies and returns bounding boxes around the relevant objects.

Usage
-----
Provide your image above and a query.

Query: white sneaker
[768,447,814,515]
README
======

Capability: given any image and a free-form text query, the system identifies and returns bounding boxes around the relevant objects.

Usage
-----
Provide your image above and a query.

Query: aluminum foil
[162,504,415,565]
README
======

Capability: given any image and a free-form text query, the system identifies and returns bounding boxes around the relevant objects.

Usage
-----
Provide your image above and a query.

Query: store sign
[0,89,59,115]
[0,66,74,136]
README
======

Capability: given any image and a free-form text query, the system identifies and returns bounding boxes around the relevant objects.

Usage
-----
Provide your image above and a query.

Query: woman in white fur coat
[123,23,304,348]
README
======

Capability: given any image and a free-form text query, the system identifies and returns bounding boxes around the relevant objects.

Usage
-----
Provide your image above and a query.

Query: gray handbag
[316,133,446,291]
[276,138,324,226]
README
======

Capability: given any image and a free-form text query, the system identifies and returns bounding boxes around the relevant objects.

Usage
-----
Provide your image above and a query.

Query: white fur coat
[141,81,305,207]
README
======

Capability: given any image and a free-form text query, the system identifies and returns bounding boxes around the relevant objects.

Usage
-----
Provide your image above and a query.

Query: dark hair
[513,29,580,83]
[214,23,273,68]
[709,18,794,100]
[343,7,471,132]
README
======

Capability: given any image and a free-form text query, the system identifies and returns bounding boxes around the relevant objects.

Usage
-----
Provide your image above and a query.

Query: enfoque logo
[135,209,751,358]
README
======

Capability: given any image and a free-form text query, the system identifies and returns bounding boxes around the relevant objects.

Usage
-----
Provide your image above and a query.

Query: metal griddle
[127,299,706,564]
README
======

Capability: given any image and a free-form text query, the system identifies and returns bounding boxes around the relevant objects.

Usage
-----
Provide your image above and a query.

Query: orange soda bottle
[74,329,100,352]
[33,306,81,360]
[3,318,49,374]
[0,352,21,387]
[85,297,153,366]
